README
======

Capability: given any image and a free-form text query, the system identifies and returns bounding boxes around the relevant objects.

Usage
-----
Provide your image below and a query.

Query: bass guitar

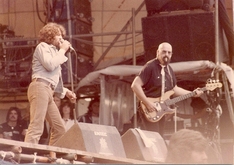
[140,81,222,123]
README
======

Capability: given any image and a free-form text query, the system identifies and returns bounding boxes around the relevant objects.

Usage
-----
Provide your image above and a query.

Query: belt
[32,78,55,90]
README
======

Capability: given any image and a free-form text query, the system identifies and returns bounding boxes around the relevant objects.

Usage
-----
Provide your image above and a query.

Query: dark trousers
[137,109,165,137]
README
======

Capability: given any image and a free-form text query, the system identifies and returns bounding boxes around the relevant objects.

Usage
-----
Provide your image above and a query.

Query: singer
[24,22,76,145]
[131,42,203,136]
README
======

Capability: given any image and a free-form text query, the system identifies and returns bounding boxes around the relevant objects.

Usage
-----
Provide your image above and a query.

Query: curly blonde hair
[38,22,66,44]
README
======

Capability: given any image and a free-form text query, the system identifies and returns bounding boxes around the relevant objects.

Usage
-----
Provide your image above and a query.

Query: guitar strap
[161,66,165,97]
[161,65,174,101]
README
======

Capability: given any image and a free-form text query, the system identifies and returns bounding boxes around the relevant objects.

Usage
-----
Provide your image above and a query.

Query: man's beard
[163,56,170,65]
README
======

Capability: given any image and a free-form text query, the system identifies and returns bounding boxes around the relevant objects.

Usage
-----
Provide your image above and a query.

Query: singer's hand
[66,90,77,103]
[59,40,71,52]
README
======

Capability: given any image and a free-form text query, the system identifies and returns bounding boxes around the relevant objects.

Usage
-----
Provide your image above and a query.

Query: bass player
[131,42,203,137]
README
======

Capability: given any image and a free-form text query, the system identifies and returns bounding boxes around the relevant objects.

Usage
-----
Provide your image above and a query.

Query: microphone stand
[67,50,78,124]
[65,0,78,124]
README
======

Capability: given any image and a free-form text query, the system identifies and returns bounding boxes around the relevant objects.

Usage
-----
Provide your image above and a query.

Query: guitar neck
[166,87,206,106]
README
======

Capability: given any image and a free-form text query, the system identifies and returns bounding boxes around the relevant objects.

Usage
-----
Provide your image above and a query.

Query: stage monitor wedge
[53,123,126,158]
[121,128,167,163]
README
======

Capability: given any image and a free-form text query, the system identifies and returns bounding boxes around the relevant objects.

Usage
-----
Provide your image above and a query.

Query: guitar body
[140,90,176,123]
[139,81,222,123]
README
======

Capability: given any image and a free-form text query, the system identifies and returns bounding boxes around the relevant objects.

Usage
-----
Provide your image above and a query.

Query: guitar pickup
[155,102,162,112]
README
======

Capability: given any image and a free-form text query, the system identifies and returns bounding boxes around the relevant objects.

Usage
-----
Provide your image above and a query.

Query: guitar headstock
[205,79,222,91]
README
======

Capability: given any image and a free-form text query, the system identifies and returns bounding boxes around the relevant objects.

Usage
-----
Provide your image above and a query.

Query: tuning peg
[207,78,211,83]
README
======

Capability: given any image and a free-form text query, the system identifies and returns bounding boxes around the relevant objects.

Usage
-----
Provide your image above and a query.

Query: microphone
[70,46,75,51]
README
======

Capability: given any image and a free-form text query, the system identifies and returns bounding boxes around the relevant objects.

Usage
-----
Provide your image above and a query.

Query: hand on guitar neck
[193,88,204,97]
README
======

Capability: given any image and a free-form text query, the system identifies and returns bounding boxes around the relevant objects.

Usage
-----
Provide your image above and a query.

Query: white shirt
[92,116,99,124]
[32,42,68,98]
[62,119,75,131]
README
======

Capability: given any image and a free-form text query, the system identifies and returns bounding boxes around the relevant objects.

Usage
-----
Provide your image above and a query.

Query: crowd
[0,96,100,144]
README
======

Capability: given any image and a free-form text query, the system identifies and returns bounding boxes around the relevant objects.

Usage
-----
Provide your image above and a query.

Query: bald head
[158,42,172,52]
[156,42,173,65]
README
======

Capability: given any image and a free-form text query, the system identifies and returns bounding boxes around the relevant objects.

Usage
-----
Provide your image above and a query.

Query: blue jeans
[24,81,66,145]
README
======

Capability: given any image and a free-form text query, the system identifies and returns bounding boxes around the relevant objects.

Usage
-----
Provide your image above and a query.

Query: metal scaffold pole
[132,8,137,129]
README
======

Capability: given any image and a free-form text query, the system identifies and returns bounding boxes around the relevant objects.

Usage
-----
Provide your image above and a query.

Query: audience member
[78,98,100,124]
[60,100,75,131]
[165,129,208,164]
[0,107,27,141]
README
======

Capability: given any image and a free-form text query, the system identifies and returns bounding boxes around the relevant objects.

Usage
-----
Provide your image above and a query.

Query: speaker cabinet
[53,123,126,158]
[121,128,167,163]
[74,20,93,57]
[142,11,215,63]
[73,0,92,24]
[145,0,205,16]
